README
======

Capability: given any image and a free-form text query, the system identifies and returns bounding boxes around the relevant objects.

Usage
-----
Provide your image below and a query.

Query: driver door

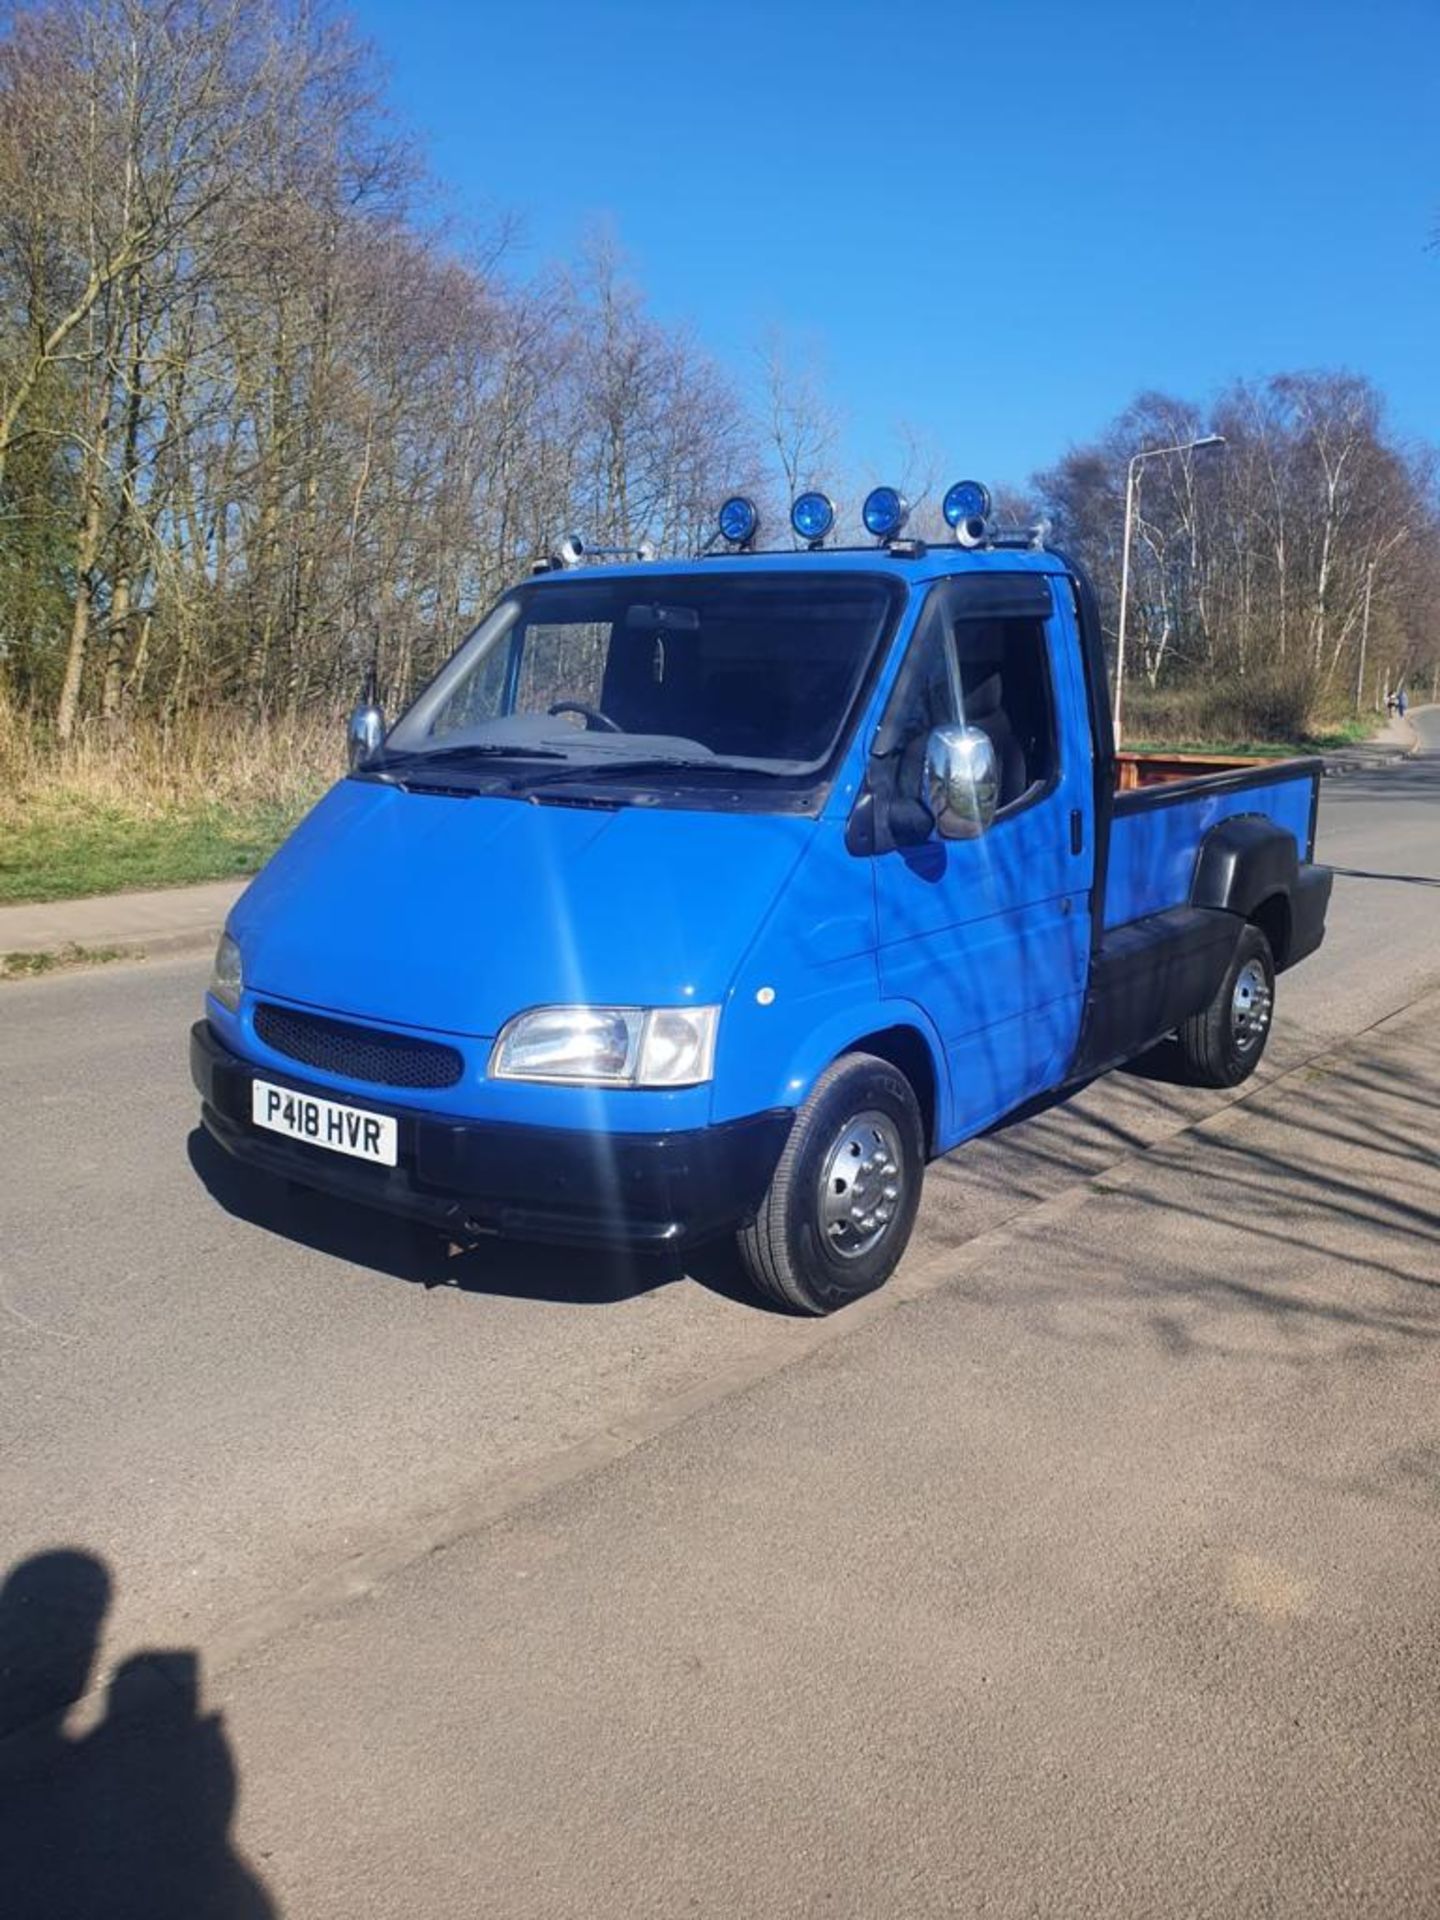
[869,576,1094,1141]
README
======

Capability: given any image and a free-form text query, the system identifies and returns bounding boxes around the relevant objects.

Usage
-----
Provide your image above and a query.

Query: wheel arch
[1191,815,1299,965]
[736,1001,947,1156]
[842,1023,941,1157]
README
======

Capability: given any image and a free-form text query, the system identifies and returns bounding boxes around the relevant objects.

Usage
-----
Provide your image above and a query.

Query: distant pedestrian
[1397,687,1408,719]
[1386,691,1397,719]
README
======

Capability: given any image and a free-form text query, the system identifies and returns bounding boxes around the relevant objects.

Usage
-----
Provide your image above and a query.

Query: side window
[870,587,1059,835]
[876,590,958,755]
[950,614,1058,813]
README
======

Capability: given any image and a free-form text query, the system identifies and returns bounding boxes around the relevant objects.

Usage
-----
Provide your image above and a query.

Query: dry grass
[1121,675,1370,752]
[0,690,338,817]
[0,694,338,903]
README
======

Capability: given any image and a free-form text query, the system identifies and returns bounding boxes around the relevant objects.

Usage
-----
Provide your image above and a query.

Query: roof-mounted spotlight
[558,532,585,567]
[943,480,991,549]
[791,490,836,548]
[862,486,910,542]
[943,480,991,529]
[717,495,760,548]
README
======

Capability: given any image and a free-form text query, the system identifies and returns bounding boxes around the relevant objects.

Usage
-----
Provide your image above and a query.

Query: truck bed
[1115,749,1273,792]
[1065,752,1328,1084]
[1103,755,1322,930]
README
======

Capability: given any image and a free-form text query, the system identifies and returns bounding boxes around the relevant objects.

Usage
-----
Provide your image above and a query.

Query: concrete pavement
[4,980,1438,1918]
[202,992,1440,1920]
[0,876,244,962]
[1323,703,1425,773]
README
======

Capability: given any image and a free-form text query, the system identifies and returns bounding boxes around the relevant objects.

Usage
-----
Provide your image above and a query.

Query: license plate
[251,1080,398,1167]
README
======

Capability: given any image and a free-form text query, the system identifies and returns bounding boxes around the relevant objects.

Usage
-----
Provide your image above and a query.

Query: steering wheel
[548,701,622,733]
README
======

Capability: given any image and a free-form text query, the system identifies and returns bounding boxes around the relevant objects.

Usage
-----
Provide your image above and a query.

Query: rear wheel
[1176,922,1276,1088]
[737,1053,925,1315]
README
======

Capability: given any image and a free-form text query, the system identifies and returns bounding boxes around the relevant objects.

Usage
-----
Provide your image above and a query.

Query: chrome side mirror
[924,725,999,840]
[347,696,386,770]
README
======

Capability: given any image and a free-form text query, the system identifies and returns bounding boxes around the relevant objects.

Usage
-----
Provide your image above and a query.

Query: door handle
[1070,809,1084,856]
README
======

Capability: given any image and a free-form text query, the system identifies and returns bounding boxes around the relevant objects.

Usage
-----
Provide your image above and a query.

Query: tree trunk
[55,421,110,742]
[101,276,148,723]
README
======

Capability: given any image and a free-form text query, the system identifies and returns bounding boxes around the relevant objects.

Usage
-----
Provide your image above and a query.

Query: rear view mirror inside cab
[626,604,701,632]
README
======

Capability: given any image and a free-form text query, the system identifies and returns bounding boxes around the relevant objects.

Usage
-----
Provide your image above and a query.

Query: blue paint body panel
[870,581,1096,1140]
[205,544,1326,1229]
[1105,775,1314,928]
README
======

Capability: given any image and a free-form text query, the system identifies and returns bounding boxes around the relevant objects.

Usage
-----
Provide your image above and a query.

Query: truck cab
[192,486,1331,1313]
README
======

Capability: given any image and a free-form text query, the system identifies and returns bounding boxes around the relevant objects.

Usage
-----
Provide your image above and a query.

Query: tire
[1176,922,1276,1088]
[737,1052,926,1315]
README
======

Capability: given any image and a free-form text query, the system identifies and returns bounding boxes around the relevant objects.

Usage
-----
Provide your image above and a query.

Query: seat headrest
[963,671,1003,721]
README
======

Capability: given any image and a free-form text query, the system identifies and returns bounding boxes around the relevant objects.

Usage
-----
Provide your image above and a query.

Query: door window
[882,591,1059,819]
[950,614,1057,812]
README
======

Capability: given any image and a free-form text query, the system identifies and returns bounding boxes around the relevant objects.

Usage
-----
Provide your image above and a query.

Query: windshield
[375,571,901,802]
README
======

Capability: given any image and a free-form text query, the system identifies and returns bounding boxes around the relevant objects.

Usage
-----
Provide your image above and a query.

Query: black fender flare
[1190,814,1298,924]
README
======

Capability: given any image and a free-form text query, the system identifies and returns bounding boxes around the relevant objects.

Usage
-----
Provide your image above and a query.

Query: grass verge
[0,703,334,905]
[0,794,308,905]
[1123,726,1368,758]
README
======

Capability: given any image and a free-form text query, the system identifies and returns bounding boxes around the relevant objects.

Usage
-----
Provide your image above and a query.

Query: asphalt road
[2,712,1438,1917]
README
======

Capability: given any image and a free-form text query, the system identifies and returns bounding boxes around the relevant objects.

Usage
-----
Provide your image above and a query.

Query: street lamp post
[1112,434,1225,745]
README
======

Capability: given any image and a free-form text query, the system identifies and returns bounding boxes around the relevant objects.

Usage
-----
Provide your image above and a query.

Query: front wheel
[737,1052,925,1315]
[1176,922,1276,1088]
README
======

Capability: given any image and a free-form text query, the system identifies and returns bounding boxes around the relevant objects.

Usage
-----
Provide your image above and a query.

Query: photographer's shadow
[0,1549,275,1920]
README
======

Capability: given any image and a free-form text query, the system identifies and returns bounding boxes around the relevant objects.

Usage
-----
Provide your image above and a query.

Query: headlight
[491,1004,719,1087]
[209,931,243,1012]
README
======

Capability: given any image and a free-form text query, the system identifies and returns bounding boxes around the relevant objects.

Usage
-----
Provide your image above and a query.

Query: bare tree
[757,328,840,539]
[1033,372,1439,736]
[0,0,769,743]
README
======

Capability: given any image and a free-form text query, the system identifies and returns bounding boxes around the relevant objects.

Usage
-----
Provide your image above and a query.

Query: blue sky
[349,0,1438,494]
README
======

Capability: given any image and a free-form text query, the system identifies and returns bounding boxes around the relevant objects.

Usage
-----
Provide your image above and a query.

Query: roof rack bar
[532,533,659,572]
[987,521,1051,551]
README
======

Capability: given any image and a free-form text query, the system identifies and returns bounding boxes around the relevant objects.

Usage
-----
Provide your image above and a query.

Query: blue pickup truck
[192,484,1330,1313]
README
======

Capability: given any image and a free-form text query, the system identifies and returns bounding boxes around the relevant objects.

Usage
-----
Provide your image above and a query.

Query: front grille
[254,1004,464,1090]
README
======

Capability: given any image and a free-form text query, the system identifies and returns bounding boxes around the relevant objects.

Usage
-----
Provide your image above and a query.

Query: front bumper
[190,1022,790,1248]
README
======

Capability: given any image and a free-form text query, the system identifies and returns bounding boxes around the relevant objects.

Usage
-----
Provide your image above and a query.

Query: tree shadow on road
[932,1030,1440,1367]
[0,1549,276,1920]
[186,1127,769,1312]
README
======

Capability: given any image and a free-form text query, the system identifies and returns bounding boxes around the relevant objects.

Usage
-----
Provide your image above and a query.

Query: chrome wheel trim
[818,1110,905,1260]
[1231,957,1273,1052]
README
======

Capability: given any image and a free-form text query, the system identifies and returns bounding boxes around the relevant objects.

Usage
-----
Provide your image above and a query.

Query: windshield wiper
[368,745,803,796]
[369,741,571,774]
[512,755,794,789]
